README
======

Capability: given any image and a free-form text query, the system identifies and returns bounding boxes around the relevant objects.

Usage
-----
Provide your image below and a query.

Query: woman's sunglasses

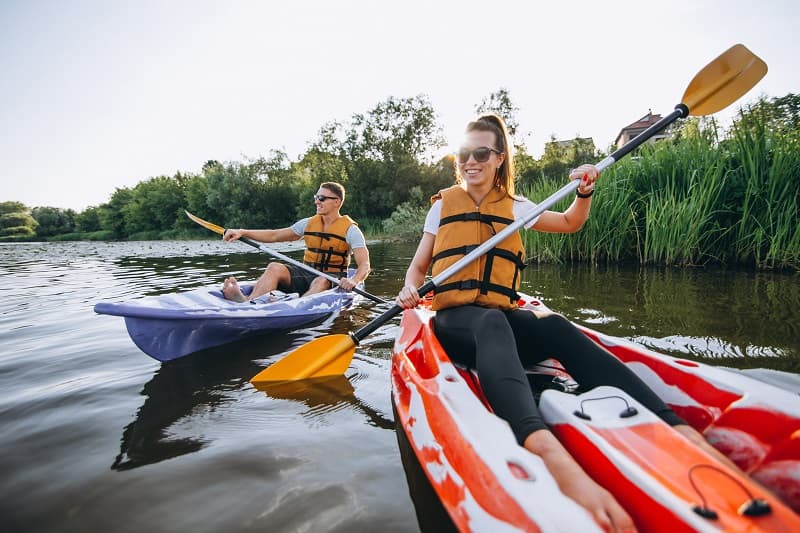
[314,194,339,202]
[457,146,502,164]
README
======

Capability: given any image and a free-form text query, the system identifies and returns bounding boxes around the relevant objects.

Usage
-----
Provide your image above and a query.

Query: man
[221,182,370,302]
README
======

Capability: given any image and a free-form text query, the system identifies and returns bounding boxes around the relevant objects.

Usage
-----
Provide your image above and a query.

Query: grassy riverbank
[520,114,799,270]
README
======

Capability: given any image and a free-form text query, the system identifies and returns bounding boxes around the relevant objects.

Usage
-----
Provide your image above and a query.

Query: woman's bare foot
[222,277,248,302]
[524,429,636,532]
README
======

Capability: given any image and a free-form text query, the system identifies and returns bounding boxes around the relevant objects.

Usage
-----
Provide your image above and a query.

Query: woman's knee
[477,308,511,332]
[537,313,574,335]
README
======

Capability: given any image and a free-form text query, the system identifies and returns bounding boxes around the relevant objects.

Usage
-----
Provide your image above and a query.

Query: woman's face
[457,130,504,189]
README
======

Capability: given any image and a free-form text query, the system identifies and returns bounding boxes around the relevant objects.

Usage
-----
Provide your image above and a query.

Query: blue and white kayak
[94,282,360,361]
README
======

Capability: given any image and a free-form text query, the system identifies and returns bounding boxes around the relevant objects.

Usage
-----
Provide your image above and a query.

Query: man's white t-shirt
[422,197,541,235]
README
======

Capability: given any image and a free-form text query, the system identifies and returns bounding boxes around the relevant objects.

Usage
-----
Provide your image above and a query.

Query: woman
[395,114,727,533]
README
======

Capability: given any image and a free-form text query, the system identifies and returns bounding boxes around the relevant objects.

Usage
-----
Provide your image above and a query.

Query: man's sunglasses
[457,146,502,164]
[314,194,339,202]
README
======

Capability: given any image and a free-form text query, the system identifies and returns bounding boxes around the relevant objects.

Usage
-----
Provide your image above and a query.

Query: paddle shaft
[232,233,387,304]
[350,104,690,344]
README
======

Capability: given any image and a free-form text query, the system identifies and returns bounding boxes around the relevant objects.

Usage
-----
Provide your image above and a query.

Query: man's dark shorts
[279,263,347,294]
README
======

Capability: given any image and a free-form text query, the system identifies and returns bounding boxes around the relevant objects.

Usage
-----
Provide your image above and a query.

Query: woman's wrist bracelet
[576,188,594,198]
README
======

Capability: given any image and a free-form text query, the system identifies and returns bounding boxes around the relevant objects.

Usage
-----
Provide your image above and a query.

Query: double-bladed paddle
[251,43,767,384]
[185,210,388,304]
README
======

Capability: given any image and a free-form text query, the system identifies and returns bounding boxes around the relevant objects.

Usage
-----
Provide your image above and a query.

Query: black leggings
[434,305,685,445]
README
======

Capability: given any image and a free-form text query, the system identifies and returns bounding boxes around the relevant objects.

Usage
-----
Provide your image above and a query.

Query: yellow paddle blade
[250,334,356,384]
[185,210,226,235]
[682,43,767,116]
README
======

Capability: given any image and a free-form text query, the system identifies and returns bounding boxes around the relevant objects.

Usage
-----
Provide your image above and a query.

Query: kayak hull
[95,283,358,361]
[391,294,800,532]
[391,304,598,532]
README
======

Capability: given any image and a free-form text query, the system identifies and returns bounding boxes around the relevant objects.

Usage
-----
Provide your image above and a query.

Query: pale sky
[2,0,798,211]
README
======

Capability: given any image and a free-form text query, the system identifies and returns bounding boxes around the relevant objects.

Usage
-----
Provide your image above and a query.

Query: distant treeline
[3,91,798,270]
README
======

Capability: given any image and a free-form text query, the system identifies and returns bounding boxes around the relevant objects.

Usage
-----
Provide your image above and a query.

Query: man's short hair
[320,182,345,203]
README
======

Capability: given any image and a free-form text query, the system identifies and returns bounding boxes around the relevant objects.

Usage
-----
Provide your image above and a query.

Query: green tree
[735,93,800,134]
[538,135,598,181]
[309,95,446,220]
[75,206,103,232]
[0,201,28,215]
[205,159,276,228]
[123,175,186,236]
[346,94,445,161]
[291,148,348,217]
[475,87,522,144]
[31,206,77,237]
[514,145,543,191]
[0,201,38,240]
[99,187,134,239]
[249,151,300,227]
[174,173,216,233]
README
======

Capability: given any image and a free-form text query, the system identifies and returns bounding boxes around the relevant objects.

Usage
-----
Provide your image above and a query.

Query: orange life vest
[302,214,355,273]
[431,185,526,311]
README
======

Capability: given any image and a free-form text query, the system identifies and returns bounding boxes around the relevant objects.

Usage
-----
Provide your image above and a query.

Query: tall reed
[519,108,798,271]
[639,132,728,265]
[728,109,800,269]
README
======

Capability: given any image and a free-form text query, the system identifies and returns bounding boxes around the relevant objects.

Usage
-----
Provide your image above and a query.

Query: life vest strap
[434,279,519,301]
[439,212,515,228]
[304,260,348,273]
[306,247,348,259]
[431,244,480,264]
[304,231,348,243]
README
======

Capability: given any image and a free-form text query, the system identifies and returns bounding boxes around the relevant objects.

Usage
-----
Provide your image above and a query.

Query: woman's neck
[466,182,495,206]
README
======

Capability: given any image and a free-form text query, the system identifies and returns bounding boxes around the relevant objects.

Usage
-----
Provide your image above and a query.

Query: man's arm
[224,227,301,243]
[338,246,370,291]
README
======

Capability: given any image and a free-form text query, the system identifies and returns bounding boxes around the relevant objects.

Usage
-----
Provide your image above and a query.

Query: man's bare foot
[222,277,248,303]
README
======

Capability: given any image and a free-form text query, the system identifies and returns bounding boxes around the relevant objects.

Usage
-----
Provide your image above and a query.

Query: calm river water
[1,239,798,533]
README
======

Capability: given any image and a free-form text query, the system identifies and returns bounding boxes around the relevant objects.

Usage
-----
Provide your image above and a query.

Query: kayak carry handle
[572,395,639,421]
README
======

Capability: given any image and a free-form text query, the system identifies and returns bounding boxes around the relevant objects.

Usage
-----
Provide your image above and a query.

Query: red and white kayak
[391,294,800,532]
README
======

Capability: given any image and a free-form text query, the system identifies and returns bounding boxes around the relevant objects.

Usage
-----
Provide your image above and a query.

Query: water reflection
[112,332,302,471]
[520,262,800,371]
[113,329,394,471]
[255,375,393,430]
